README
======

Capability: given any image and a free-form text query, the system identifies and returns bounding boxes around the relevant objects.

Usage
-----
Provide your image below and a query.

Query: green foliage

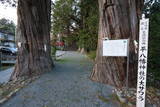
[0,18,16,35]
[87,51,96,60]
[51,0,99,52]
[51,46,57,57]
[51,0,80,35]
[77,0,99,51]
[0,0,16,7]
[147,2,160,87]
[64,34,77,47]
[77,29,98,51]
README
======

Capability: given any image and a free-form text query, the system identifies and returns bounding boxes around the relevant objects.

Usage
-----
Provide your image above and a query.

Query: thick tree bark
[91,0,144,88]
[10,0,54,80]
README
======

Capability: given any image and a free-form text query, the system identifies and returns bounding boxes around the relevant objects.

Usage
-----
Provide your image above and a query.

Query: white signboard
[44,44,47,52]
[103,39,128,57]
[18,42,21,48]
[136,16,149,107]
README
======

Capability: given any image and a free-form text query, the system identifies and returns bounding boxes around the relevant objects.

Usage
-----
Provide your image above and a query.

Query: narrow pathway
[1,51,119,107]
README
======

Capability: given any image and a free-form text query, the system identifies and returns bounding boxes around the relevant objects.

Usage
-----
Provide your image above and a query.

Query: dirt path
[1,51,119,107]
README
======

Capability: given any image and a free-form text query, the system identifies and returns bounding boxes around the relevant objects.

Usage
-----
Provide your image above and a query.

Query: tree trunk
[90,0,144,88]
[10,0,54,80]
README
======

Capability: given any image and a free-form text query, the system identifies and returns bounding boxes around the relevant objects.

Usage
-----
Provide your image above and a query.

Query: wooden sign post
[103,39,130,89]
[136,14,149,107]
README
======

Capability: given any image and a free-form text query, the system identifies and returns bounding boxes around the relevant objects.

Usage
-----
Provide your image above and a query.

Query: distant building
[0,31,16,48]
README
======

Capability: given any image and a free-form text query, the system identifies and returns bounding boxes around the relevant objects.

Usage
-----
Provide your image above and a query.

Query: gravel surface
[1,51,119,107]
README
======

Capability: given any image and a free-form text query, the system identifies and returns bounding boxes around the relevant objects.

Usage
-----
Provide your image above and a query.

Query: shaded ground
[1,51,119,107]
[0,67,14,83]
[0,51,65,83]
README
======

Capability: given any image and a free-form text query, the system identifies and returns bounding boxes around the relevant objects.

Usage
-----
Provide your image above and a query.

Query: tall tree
[51,0,81,36]
[9,0,54,80]
[77,0,99,52]
[51,0,80,50]
[91,0,144,87]
[51,0,99,52]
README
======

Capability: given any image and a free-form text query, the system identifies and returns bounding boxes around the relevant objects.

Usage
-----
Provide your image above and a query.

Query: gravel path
[1,51,119,107]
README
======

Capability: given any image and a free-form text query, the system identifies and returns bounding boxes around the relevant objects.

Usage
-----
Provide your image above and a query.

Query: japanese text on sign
[103,39,128,57]
[136,17,149,107]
